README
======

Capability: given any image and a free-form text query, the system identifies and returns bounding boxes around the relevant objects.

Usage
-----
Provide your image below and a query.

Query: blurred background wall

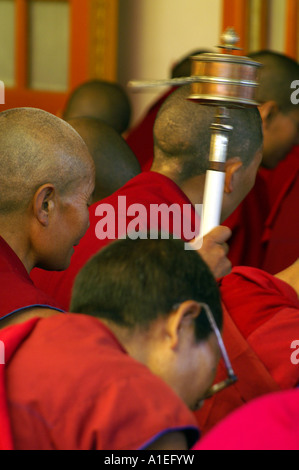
[117,0,221,124]
[0,0,298,126]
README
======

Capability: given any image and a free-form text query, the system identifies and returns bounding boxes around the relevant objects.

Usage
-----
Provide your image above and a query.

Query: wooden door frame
[285,0,298,59]
[222,0,250,52]
[3,0,118,115]
[222,0,298,59]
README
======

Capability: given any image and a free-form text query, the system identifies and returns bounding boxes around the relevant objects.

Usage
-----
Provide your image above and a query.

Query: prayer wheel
[189,28,261,107]
[128,28,262,106]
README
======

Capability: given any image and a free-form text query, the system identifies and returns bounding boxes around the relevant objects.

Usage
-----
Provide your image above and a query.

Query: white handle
[200,169,225,237]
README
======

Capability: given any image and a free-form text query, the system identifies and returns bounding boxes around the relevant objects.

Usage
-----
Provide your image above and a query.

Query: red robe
[5,314,199,450]
[194,266,299,434]
[261,145,299,274]
[224,145,299,273]
[0,318,39,450]
[0,236,64,321]
[223,168,272,268]
[193,389,299,450]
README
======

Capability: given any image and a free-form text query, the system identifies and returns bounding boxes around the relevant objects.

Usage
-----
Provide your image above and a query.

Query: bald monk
[63,80,132,135]
[31,85,299,433]
[66,117,141,202]
[0,108,95,328]
[224,50,299,268]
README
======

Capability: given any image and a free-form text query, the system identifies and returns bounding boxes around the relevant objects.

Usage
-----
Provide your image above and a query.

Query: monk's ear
[32,184,55,226]
[166,300,201,350]
[258,101,279,129]
[224,157,243,194]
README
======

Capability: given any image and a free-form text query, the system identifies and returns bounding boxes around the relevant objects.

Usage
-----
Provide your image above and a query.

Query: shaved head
[153,85,263,180]
[63,80,132,134]
[67,117,141,201]
[248,50,299,112]
[0,108,94,214]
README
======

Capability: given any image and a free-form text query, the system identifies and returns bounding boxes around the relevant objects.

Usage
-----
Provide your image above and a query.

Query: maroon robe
[261,145,299,274]
[0,236,64,321]
[5,314,199,450]
[193,388,299,450]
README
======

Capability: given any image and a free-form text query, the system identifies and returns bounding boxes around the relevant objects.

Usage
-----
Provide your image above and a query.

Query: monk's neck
[0,216,35,273]
[179,175,205,207]
[150,166,205,207]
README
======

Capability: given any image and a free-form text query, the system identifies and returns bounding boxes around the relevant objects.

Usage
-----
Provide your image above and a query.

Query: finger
[215,258,232,278]
[221,242,229,256]
[204,225,232,244]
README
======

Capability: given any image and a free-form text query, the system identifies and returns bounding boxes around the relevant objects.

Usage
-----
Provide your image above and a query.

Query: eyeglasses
[172,301,237,400]
[198,302,237,399]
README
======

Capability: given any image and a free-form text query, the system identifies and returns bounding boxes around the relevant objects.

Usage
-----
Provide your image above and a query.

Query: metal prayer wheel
[189,28,262,107]
[128,28,262,107]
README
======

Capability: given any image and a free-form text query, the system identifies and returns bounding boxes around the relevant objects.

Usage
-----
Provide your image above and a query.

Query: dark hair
[248,50,299,113]
[70,236,222,341]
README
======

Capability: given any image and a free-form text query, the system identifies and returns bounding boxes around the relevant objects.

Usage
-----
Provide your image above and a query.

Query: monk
[0,107,95,328]
[31,85,299,433]
[2,236,223,450]
[224,50,299,268]
[66,117,141,202]
[62,79,132,135]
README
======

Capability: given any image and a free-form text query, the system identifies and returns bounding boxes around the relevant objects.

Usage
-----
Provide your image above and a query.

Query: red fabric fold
[0,318,40,450]
[195,266,299,434]
[193,389,299,450]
